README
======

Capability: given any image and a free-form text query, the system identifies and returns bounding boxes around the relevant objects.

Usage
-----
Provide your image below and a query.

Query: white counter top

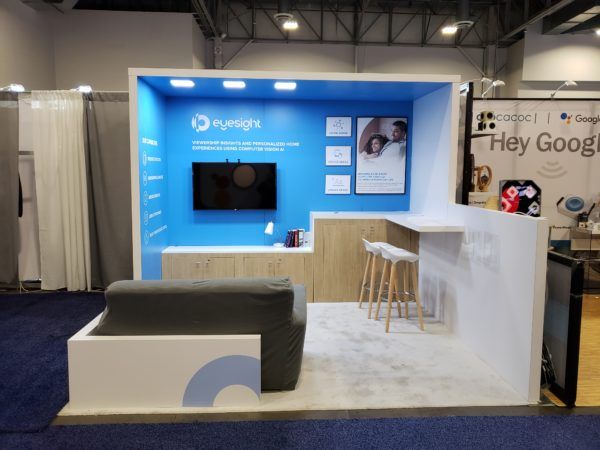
[163,245,313,254]
[310,211,464,233]
[385,214,464,233]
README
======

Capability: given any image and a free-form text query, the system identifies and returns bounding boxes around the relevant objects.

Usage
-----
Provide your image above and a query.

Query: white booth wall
[409,81,548,402]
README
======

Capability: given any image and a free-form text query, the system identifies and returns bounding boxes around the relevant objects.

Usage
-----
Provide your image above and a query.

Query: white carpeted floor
[60,303,527,416]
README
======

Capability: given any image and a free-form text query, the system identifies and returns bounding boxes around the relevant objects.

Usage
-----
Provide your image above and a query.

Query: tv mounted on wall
[192,162,277,210]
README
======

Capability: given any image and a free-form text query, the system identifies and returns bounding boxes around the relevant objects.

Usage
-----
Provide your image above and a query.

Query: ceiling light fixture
[282,18,298,30]
[442,25,458,35]
[75,85,93,93]
[170,79,195,88]
[274,0,298,31]
[482,80,506,98]
[596,29,600,36]
[274,81,297,91]
[0,83,25,92]
[550,80,578,99]
[223,80,246,89]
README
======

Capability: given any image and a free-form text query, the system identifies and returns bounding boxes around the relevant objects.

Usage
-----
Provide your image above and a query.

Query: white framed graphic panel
[326,117,352,137]
[325,146,352,166]
[325,175,351,194]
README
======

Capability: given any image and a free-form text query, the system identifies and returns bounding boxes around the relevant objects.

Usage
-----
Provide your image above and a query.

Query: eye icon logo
[192,114,210,132]
[560,112,572,124]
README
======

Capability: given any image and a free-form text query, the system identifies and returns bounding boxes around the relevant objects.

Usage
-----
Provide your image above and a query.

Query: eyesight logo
[191,114,210,132]
[191,113,262,132]
[560,112,572,125]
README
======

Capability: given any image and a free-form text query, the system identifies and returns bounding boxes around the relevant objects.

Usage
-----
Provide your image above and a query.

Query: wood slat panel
[577,294,600,406]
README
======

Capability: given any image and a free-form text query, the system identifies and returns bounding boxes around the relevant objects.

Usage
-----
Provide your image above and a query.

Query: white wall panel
[419,205,548,402]
[410,83,458,216]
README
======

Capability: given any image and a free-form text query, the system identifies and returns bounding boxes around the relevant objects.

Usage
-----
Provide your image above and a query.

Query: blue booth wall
[138,79,169,279]
[165,97,413,246]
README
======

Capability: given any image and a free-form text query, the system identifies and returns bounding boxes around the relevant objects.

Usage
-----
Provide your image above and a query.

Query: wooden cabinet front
[164,252,313,301]
[313,219,413,302]
[166,254,235,280]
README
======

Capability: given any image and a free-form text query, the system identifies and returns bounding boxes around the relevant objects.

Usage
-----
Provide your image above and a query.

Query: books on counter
[284,229,305,248]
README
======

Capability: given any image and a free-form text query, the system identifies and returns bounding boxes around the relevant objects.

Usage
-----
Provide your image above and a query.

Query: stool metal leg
[358,253,372,308]
[385,263,397,333]
[374,259,389,320]
[410,262,425,331]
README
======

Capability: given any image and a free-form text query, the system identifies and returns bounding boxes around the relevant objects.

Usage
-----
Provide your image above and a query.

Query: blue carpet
[0,292,105,432]
[1,415,600,449]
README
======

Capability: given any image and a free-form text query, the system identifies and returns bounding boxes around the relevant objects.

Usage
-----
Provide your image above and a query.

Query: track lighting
[550,80,577,99]
[481,80,505,98]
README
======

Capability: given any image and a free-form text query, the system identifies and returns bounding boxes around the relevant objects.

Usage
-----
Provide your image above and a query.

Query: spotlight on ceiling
[282,18,298,30]
[274,81,297,91]
[442,25,458,35]
[223,80,246,89]
[0,83,25,92]
[596,29,600,36]
[170,79,195,88]
[550,80,578,99]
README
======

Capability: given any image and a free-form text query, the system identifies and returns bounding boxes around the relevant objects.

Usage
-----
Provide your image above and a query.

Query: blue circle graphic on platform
[182,355,260,406]
[560,112,567,120]
[565,196,584,212]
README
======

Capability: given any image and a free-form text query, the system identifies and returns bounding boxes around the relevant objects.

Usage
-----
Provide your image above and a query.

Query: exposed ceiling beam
[542,0,600,34]
[567,13,600,33]
[498,0,575,43]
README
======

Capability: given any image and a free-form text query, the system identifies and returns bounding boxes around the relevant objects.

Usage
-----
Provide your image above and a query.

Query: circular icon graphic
[560,112,567,120]
[192,114,210,132]
[143,191,148,206]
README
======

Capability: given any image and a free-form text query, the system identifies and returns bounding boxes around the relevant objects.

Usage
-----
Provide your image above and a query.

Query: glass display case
[569,227,600,293]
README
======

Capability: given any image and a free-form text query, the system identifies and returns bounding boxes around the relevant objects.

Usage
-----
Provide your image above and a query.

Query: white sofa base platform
[67,315,261,410]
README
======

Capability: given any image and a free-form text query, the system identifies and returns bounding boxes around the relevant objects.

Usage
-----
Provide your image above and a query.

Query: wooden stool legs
[374,260,388,320]
[358,253,372,309]
[379,260,425,333]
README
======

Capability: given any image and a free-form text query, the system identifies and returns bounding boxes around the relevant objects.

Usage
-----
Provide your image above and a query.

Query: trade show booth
[63,69,549,416]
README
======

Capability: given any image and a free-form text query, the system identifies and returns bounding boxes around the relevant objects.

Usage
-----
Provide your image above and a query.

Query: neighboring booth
[115,69,547,411]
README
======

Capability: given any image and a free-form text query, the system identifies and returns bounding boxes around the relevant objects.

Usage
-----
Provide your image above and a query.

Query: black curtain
[84,92,133,288]
[0,92,20,284]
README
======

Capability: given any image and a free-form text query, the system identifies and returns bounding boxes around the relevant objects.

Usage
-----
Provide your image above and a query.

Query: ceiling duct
[274,0,293,23]
[455,0,474,29]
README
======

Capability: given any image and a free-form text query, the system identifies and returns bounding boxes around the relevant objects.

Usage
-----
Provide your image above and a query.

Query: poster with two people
[356,117,408,194]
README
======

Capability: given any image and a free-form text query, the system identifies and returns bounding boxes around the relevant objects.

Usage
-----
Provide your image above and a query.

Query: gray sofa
[93,277,307,391]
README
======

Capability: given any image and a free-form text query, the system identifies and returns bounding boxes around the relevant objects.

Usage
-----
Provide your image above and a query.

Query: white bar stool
[375,245,424,332]
[358,239,392,319]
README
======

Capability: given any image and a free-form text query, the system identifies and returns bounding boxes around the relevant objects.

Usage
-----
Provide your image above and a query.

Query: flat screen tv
[192,162,277,210]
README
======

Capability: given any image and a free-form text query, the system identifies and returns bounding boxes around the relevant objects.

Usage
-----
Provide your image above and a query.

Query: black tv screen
[192,162,277,210]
